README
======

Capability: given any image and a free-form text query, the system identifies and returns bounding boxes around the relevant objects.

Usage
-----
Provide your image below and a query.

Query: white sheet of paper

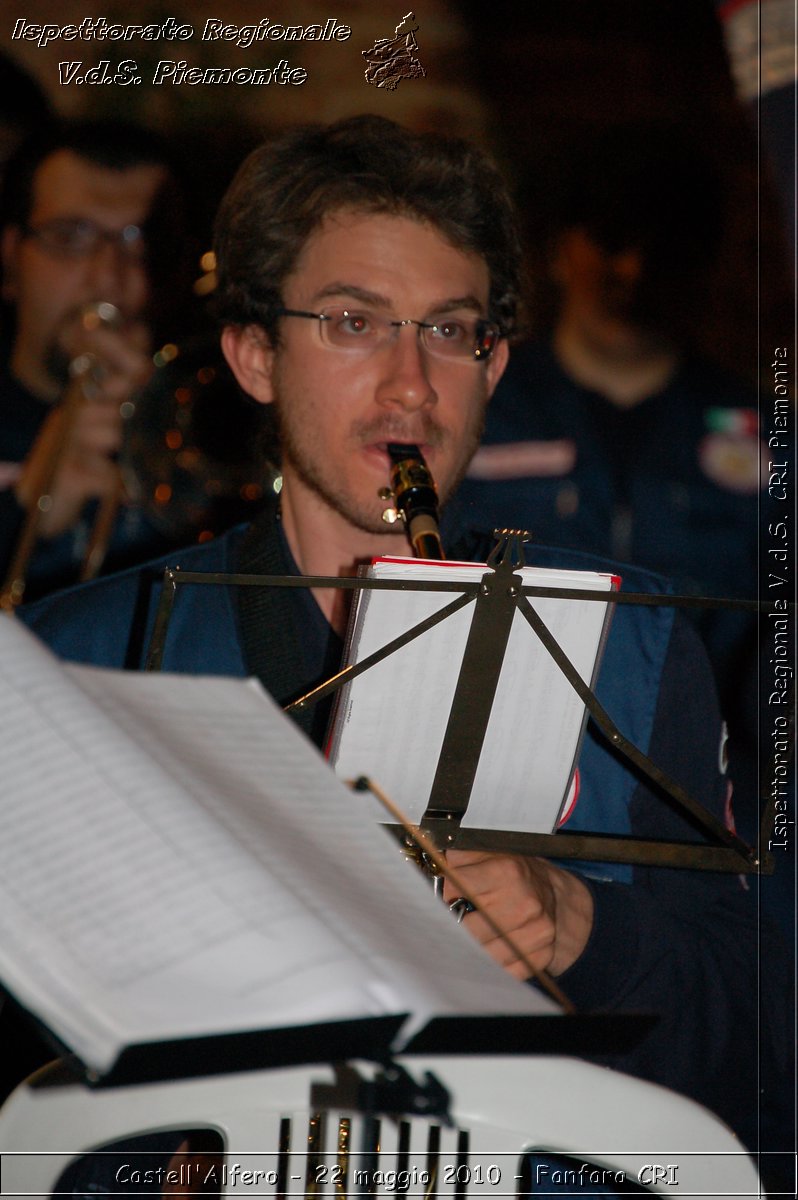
[329,560,616,831]
[0,616,556,1076]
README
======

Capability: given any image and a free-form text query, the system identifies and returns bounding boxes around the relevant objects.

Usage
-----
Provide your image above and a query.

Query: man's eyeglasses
[22,218,146,260]
[277,306,502,362]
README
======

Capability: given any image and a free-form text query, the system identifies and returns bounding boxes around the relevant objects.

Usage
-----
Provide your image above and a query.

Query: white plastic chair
[0,1055,761,1198]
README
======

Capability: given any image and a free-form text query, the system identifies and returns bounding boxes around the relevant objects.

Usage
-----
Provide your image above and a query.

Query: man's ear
[220,325,275,406]
[485,336,509,399]
[1,226,22,304]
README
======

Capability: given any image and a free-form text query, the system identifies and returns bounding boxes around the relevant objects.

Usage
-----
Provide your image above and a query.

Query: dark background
[2,0,792,385]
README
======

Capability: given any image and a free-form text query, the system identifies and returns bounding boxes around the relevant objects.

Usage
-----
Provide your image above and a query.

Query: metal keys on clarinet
[378,442,446,561]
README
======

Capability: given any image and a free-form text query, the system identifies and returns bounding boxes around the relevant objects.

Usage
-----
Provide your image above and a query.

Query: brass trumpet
[1,313,277,610]
[1,302,124,609]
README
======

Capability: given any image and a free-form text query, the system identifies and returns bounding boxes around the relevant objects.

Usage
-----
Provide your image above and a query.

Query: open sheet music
[0,616,557,1081]
[328,558,619,832]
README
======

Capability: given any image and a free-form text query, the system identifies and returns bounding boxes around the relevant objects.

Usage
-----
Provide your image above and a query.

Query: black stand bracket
[143,532,789,876]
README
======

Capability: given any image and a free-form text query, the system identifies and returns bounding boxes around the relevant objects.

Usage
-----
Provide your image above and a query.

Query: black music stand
[142,531,786,876]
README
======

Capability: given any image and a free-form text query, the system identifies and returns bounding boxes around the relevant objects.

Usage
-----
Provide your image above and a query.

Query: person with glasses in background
[0,119,190,602]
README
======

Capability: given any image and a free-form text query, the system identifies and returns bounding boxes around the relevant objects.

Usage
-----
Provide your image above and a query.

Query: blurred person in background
[451,124,768,842]
[0,53,52,361]
[0,53,51,199]
[0,119,196,603]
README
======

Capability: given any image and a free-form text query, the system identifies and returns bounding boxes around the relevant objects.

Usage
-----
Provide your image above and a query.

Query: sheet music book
[0,616,557,1081]
[328,558,619,832]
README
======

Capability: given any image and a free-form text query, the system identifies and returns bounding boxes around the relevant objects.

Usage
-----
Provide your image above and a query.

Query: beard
[270,387,485,538]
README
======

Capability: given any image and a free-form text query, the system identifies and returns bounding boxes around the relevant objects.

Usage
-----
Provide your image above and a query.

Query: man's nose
[375,325,437,411]
[84,240,137,304]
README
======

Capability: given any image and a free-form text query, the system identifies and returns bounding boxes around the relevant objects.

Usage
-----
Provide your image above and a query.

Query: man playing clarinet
[19,116,790,1172]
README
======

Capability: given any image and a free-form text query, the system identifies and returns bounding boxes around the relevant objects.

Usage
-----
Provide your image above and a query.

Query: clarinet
[380,443,445,560]
[378,442,449,883]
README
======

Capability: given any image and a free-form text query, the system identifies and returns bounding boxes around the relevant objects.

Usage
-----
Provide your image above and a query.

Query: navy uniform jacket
[17,499,788,1154]
[452,342,769,833]
[454,342,763,601]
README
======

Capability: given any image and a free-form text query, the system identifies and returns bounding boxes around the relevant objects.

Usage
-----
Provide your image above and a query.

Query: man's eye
[50,222,91,249]
[338,310,374,335]
[430,320,469,342]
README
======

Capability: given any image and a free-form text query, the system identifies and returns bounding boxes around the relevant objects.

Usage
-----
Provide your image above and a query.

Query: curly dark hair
[213,114,522,342]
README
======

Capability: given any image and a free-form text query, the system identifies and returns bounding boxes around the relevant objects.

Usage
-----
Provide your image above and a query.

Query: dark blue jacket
[454,343,763,603]
[452,342,773,848]
[23,515,682,887]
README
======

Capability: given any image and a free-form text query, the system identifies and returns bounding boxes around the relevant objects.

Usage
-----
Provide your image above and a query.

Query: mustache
[351,416,446,447]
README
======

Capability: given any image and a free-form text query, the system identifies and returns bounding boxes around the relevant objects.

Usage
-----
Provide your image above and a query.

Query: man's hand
[443,850,594,980]
[15,319,152,539]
